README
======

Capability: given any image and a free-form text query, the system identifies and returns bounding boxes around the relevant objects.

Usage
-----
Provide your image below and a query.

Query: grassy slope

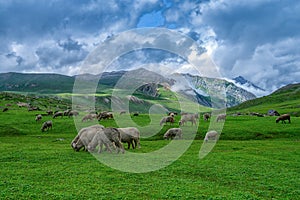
[1,93,300,199]
[228,83,300,116]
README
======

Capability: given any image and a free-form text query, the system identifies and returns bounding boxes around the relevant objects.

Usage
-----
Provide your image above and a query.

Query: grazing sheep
[163,128,182,140]
[53,111,63,119]
[276,114,291,124]
[160,116,174,126]
[46,110,53,115]
[203,113,210,121]
[41,121,53,132]
[88,127,125,154]
[119,111,126,115]
[68,110,79,117]
[81,113,97,122]
[216,114,226,122]
[35,114,42,122]
[71,124,104,152]
[63,109,71,116]
[204,130,219,142]
[179,114,197,126]
[97,112,114,121]
[118,127,141,149]
[28,106,40,111]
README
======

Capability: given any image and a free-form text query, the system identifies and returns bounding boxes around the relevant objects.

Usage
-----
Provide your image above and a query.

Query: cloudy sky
[1,0,300,94]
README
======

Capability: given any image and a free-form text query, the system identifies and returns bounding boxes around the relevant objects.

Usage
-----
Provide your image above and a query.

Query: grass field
[0,96,300,199]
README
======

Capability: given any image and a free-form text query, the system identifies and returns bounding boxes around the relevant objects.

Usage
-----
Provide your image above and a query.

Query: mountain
[0,72,74,93]
[231,76,267,97]
[178,74,256,107]
[0,69,257,108]
[228,83,300,115]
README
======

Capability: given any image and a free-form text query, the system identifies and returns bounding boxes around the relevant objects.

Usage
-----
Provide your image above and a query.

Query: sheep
[117,127,141,149]
[53,111,63,118]
[63,109,71,116]
[204,130,219,142]
[163,128,182,140]
[276,114,291,124]
[41,121,53,132]
[203,113,210,121]
[35,114,42,122]
[2,107,8,112]
[160,116,174,126]
[168,112,175,117]
[216,114,226,122]
[97,111,113,121]
[168,112,178,116]
[46,110,53,115]
[179,114,197,126]
[119,111,126,115]
[87,127,125,154]
[71,124,104,152]
[81,113,97,122]
[133,112,139,116]
[68,110,79,117]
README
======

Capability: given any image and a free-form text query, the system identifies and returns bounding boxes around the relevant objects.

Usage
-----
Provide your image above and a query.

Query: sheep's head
[71,142,82,151]
[178,120,183,126]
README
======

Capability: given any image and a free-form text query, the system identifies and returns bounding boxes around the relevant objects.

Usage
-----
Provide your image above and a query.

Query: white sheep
[71,124,104,151]
[118,127,141,149]
[179,114,197,126]
[163,128,182,140]
[87,127,125,154]
[204,130,219,142]
[216,114,226,122]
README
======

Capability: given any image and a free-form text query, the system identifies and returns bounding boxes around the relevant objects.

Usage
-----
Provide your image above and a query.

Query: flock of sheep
[33,107,292,155]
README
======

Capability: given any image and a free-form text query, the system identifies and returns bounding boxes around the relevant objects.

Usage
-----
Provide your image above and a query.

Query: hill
[228,83,300,116]
[0,69,257,108]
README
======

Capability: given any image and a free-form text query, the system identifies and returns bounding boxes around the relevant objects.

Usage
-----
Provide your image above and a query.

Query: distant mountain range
[0,69,276,107]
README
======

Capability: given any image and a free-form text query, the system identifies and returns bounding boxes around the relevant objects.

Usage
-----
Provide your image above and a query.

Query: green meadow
[0,92,299,199]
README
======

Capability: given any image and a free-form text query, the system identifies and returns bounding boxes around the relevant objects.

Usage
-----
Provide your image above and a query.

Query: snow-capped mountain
[230,76,268,97]
[174,73,257,108]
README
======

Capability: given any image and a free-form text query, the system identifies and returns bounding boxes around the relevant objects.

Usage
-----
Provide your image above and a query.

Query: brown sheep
[97,112,113,121]
[276,114,291,124]
[68,110,79,117]
[160,116,174,126]
[203,113,210,121]
[53,111,63,119]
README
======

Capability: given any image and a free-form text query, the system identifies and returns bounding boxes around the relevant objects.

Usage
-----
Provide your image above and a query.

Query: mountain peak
[233,76,248,85]
[232,76,266,96]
